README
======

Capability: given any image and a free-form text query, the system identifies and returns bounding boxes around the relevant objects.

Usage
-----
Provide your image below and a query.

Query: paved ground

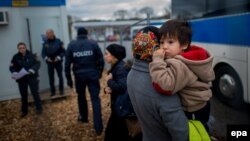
[210,97,250,140]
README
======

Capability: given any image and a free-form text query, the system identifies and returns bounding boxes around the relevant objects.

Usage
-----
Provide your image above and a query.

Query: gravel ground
[1,75,239,141]
[0,78,111,141]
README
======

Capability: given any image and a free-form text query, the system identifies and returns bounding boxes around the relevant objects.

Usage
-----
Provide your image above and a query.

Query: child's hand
[152,48,165,61]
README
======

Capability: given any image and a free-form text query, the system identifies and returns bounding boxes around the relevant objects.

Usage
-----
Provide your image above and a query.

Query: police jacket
[42,37,65,62]
[9,50,40,79]
[65,35,104,79]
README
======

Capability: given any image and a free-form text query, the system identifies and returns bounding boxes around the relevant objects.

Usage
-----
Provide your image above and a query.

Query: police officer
[42,29,65,96]
[10,42,43,117]
[65,27,104,135]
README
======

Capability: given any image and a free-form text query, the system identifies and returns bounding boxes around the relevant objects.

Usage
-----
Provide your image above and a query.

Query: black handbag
[114,91,136,118]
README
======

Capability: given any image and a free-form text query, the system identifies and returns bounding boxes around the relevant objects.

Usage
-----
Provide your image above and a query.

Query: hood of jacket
[174,45,215,82]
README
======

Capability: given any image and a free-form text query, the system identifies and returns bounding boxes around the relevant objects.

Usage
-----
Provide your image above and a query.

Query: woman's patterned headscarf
[132,26,160,62]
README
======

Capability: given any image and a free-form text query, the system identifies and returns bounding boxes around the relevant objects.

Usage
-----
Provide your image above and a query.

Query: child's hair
[159,19,192,51]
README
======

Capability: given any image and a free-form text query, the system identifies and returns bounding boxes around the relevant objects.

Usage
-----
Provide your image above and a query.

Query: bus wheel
[212,65,245,109]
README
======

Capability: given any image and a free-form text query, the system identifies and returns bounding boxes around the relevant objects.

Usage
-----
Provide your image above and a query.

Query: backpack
[189,120,211,141]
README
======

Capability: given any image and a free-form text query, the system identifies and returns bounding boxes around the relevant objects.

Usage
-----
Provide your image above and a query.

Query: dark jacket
[65,35,104,80]
[42,37,65,62]
[9,50,40,80]
[107,60,128,107]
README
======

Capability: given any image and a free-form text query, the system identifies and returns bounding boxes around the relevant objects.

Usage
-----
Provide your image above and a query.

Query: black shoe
[20,112,28,118]
[78,116,88,123]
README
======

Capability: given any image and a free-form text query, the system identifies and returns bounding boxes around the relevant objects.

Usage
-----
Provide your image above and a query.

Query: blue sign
[0,0,66,7]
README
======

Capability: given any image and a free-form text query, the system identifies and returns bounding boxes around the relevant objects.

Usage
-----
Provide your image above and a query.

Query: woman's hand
[105,73,113,81]
[104,86,112,94]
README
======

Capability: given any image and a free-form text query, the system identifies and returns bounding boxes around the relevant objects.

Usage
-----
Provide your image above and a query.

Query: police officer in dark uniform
[42,29,65,96]
[65,27,104,135]
[10,42,43,117]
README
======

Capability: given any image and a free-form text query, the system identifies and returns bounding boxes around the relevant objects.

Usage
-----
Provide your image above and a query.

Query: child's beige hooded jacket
[149,45,215,112]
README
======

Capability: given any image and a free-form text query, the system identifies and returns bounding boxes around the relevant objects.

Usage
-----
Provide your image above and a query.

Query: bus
[190,13,250,108]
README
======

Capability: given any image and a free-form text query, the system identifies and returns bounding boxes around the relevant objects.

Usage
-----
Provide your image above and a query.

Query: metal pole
[26,18,33,53]
[146,13,150,26]
[119,27,123,45]
[119,13,151,46]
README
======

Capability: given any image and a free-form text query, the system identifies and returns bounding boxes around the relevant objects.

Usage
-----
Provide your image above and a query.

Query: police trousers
[17,75,42,114]
[47,62,64,95]
[74,71,103,133]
